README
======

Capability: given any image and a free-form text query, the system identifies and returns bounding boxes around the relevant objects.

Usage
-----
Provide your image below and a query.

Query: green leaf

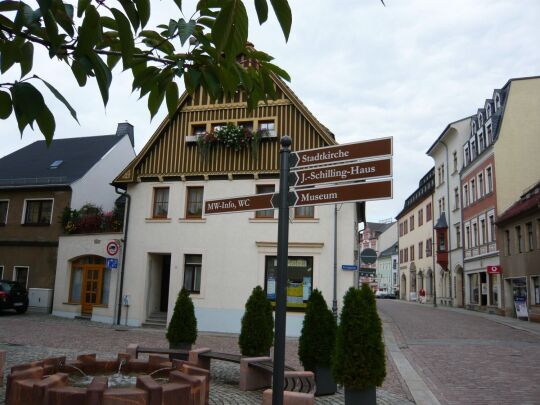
[36,104,56,144]
[201,67,221,100]
[173,0,182,10]
[20,42,34,78]
[264,61,290,81]
[269,0,291,41]
[35,75,79,123]
[0,41,18,74]
[71,59,88,86]
[77,5,101,53]
[254,0,268,24]
[77,0,90,18]
[100,16,118,30]
[134,0,150,29]
[184,69,201,94]
[111,8,135,69]
[12,101,29,134]
[212,0,248,61]
[148,84,165,120]
[14,3,34,32]
[0,90,13,119]
[118,0,140,32]
[107,53,122,70]
[168,19,177,37]
[37,0,53,15]
[165,81,179,118]
[0,1,20,12]
[10,82,45,123]
[87,52,112,106]
[43,10,62,54]
[178,18,196,46]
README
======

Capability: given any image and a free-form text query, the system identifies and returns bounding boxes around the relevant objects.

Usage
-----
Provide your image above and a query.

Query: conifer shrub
[298,289,336,371]
[239,286,274,356]
[332,285,386,389]
[166,288,197,347]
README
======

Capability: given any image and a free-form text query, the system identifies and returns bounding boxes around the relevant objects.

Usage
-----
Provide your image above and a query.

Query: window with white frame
[532,276,540,305]
[471,138,477,160]
[527,222,534,251]
[464,145,470,166]
[480,218,486,245]
[24,199,53,225]
[470,179,476,204]
[455,224,461,248]
[463,184,469,207]
[454,187,459,210]
[14,266,29,287]
[478,132,485,152]
[478,173,484,198]
[465,224,471,249]
[473,222,478,247]
[486,104,492,118]
[486,166,493,193]
[184,254,202,294]
[489,214,496,242]
[0,200,8,224]
[453,151,458,172]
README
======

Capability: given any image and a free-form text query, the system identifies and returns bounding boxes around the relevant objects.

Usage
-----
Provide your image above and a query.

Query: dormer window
[478,113,484,127]
[464,145,470,166]
[486,104,492,118]
[470,138,477,160]
[495,93,501,110]
[471,121,476,135]
[49,160,63,169]
[486,124,493,144]
[478,132,485,152]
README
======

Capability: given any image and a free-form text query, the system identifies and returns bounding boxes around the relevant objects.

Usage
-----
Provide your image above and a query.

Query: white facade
[121,179,357,336]
[376,222,397,293]
[427,117,470,307]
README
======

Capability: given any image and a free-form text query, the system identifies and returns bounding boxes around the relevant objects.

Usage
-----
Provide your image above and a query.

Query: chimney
[116,122,135,147]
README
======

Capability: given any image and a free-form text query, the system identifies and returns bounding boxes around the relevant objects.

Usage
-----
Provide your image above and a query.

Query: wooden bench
[129,346,190,361]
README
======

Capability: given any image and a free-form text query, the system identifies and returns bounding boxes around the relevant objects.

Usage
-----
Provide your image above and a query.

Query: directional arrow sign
[290,137,392,169]
[205,192,275,215]
[291,179,392,207]
[290,158,391,188]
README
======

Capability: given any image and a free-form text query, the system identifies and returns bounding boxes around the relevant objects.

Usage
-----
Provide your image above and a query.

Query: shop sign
[487,265,502,274]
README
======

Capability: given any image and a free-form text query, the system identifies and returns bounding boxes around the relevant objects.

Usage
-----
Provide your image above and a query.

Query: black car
[0,280,29,314]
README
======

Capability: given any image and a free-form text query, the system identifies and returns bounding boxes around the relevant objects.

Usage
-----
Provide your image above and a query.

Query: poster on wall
[481,283,488,295]
[514,297,529,319]
[267,277,276,300]
[303,277,311,301]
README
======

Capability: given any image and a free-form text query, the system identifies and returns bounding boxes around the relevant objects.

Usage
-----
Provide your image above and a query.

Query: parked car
[0,280,29,314]
[375,290,388,299]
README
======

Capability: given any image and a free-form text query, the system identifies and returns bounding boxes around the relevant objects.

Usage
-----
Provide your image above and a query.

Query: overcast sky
[1,0,539,221]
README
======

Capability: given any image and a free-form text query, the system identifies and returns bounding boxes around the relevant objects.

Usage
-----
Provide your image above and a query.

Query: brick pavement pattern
[0,312,412,404]
[378,300,540,405]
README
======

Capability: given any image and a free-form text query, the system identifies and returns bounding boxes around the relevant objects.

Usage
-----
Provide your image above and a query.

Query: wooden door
[81,266,103,314]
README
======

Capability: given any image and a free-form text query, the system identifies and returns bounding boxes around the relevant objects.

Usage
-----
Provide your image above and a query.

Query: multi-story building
[0,124,135,311]
[359,221,394,287]
[396,168,435,301]
[107,79,359,335]
[426,117,471,307]
[375,222,398,294]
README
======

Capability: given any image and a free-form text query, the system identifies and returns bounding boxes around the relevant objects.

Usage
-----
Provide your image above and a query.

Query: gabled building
[0,124,136,309]
[372,221,397,294]
[359,221,394,287]
[111,78,358,335]
[396,168,435,301]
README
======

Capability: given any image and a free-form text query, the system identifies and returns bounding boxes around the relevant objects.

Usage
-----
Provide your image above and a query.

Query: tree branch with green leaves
[0,0,292,143]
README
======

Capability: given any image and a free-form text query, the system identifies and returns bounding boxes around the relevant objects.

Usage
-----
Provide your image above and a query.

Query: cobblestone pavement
[0,312,413,404]
[377,300,540,405]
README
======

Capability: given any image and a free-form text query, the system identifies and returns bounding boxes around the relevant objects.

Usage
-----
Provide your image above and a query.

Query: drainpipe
[441,139,453,306]
[332,204,338,318]
[114,187,131,325]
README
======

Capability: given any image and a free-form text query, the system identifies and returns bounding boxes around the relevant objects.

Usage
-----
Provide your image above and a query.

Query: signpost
[106,240,120,257]
[203,136,393,405]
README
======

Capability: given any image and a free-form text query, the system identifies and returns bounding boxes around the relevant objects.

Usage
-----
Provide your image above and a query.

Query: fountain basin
[6,353,209,405]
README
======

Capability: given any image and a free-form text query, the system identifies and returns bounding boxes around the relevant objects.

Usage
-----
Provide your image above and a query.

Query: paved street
[0,312,412,404]
[378,300,540,405]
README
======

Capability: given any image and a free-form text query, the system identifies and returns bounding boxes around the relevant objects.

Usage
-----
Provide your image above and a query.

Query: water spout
[149,367,172,377]
[64,364,87,377]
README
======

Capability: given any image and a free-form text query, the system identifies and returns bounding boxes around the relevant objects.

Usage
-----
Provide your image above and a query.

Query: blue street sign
[341,265,358,271]
[106,258,119,269]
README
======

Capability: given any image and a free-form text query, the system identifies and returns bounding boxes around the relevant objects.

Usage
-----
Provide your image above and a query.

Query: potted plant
[332,285,386,404]
[166,288,197,353]
[239,286,274,356]
[298,289,337,396]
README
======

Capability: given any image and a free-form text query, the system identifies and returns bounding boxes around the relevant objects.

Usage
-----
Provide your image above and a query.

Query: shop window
[294,206,314,219]
[532,276,540,305]
[489,273,499,306]
[184,255,202,294]
[24,199,53,225]
[152,188,169,218]
[14,266,29,288]
[255,184,275,218]
[526,222,534,251]
[0,200,8,224]
[265,256,313,311]
[470,273,479,305]
[186,186,204,218]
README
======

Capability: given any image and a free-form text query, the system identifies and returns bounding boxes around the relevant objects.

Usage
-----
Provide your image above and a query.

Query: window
[490,273,499,306]
[463,184,469,207]
[259,120,276,135]
[404,219,408,234]
[486,124,493,143]
[265,256,313,310]
[438,231,446,252]
[471,139,477,160]
[393,259,397,270]
[426,238,432,257]
[24,199,53,225]
[478,132,485,152]
[478,173,484,198]
[409,215,414,231]
[14,266,29,288]
[466,226,471,249]
[480,219,486,245]
[516,226,523,253]
[464,145,470,166]
[489,215,496,242]
[192,124,207,135]
[418,242,423,259]
[505,230,511,256]
[527,222,534,251]
[486,167,493,194]
[438,197,445,216]
[255,184,275,218]
[238,121,253,131]
[456,224,461,248]
[453,151,458,172]
[399,223,403,237]
[184,255,202,293]
[0,266,3,279]
[295,206,314,219]
[454,188,459,210]
[473,223,478,247]
[49,159,63,169]
[470,179,476,203]
[469,273,479,304]
[399,249,403,263]
[152,188,169,218]
[404,248,408,262]
[418,209,423,226]
[410,246,414,261]
[486,104,492,118]
[0,200,8,224]
[211,122,227,131]
[426,203,432,222]
[186,187,204,218]
[532,276,540,305]
[441,164,445,183]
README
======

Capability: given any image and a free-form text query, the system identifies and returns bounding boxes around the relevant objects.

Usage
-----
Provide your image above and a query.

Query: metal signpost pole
[272,136,292,405]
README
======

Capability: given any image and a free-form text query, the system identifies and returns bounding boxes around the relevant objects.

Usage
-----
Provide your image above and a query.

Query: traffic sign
[205,192,275,215]
[106,258,119,269]
[106,240,120,256]
[289,137,392,169]
[360,248,378,265]
[289,158,391,188]
[291,179,392,208]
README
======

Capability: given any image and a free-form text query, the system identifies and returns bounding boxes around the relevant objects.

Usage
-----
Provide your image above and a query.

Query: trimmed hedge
[239,286,274,356]
[332,285,386,389]
[166,288,197,345]
[298,289,336,371]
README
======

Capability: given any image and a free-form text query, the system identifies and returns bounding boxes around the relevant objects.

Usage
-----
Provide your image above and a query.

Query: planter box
[185,131,277,143]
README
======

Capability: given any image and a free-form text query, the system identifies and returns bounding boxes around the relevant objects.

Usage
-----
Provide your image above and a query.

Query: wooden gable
[114,76,336,184]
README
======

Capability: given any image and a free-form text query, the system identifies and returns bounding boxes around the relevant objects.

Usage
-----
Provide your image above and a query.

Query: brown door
[81,266,103,314]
